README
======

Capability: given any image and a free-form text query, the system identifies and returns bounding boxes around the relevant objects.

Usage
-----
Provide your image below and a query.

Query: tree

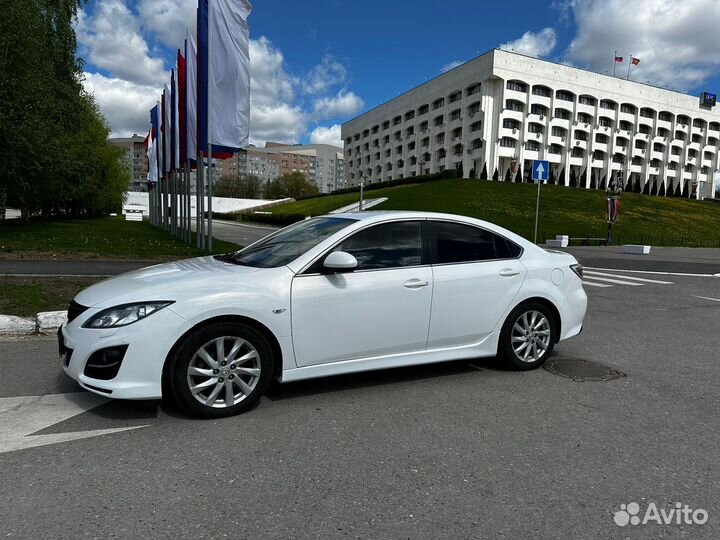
[215,175,263,199]
[658,182,666,196]
[492,167,498,181]
[264,172,319,199]
[468,167,476,179]
[480,163,488,180]
[456,161,464,178]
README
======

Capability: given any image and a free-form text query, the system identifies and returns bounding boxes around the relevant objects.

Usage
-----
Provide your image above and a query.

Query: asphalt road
[1,269,719,538]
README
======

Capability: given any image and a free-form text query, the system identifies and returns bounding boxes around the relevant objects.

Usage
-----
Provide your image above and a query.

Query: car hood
[74,256,261,308]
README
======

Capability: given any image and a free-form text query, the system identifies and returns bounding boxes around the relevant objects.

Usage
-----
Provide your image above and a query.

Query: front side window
[334,221,423,270]
[230,217,356,268]
[430,222,521,264]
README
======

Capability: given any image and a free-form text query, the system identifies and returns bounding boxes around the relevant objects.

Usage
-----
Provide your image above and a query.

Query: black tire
[167,322,274,418]
[498,302,556,370]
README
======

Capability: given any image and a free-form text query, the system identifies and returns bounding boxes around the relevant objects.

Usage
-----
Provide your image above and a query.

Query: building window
[406,126,414,137]
[572,147,584,157]
[499,138,515,148]
[505,99,523,112]
[551,126,566,137]
[599,99,617,110]
[526,140,540,151]
[599,117,612,128]
[632,157,643,165]
[502,118,519,129]
[421,137,429,148]
[468,102,481,115]
[528,123,543,134]
[641,108,655,119]
[432,97,445,110]
[595,133,609,144]
[530,104,548,116]
[383,135,390,144]
[372,125,379,134]
[452,127,462,139]
[419,121,429,132]
[449,91,461,103]
[620,104,636,114]
[506,80,527,92]
[385,149,391,157]
[619,120,632,131]
[554,108,570,120]
[395,145,403,154]
[549,145,562,154]
[404,110,415,121]
[579,95,596,106]
[612,154,624,163]
[577,113,592,124]
[574,131,587,141]
[408,141,416,150]
[393,116,402,126]
[436,133,445,144]
[466,83,481,96]
[659,111,672,122]
[382,121,390,130]
[434,115,444,127]
[472,138,483,149]
[450,109,461,121]
[470,121,482,132]
[418,104,429,115]
[437,148,447,159]
[532,85,551,97]
[556,90,574,102]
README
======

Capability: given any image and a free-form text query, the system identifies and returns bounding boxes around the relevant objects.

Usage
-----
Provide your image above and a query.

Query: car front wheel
[168,322,273,418]
[499,303,556,370]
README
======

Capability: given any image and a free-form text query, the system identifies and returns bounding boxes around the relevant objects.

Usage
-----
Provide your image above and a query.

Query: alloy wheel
[511,310,552,363]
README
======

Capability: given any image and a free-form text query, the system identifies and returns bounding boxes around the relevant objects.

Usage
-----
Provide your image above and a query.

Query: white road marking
[585,266,718,278]
[0,392,148,454]
[694,295,720,303]
[584,271,674,284]
[582,280,612,288]
[580,275,644,286]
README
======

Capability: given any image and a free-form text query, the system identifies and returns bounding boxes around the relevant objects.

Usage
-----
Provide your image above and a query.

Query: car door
[291,220,433,367]
[426,220,526,349]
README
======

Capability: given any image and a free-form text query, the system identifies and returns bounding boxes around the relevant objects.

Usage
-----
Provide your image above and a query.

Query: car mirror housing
[323,251,358,273]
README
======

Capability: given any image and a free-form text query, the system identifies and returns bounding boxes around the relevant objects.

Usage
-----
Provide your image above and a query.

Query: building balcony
[591,158,604,168]
[572,121,591,133]
[668,153,680,163]
[611,161,622,171]
[687,156,697,166]
[691,125,705,138]
[505,88,527,103]
[550,116,570,129]
[572,139,588,151]
[569,156,584,166]
[614,145,627,155]
[652,134,668,145]
[704,144,716,154]
[550,135,567,146]
[648,165,660,175]
[554,100,573,112]
[524,149,540,161]
[670,138,685,149]
[683,170,693,179]
[547,153,562,164]
[687,141,700,152]
[501,127,520,139]
[595,125,612,135]
[675,122,689,134]
[498,145,517,158]
[702,158,713,168]
[593,142,608,154]
[666,169,677,178]
[526,112,548,124]
[503,109,524,122]
[634,132,650,143]
[651,151,664,161]
[707,127,720,139]
[597,108,615,120]
[630,164,642,173]
[618,111,635,125]
[656,119,672,132]
[615,129,632,139]
[576,102,595,117]
[637,115,653,127]
[632,147,647,158]
[525,130,544,142]
[529,94,551,109]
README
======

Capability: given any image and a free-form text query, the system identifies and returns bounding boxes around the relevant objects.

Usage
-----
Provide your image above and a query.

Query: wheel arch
[507,297,562,343]
[161,314,284,396]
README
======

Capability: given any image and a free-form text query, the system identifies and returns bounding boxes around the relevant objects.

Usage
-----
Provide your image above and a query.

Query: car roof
[328,210,470,221]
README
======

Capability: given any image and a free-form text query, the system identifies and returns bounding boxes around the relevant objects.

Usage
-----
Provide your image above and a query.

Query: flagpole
[613,50,617,77]
[627,53,632,80]
[207,0,213,253]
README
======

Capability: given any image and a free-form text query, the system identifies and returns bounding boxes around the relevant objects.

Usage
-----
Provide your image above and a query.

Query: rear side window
[430,221,521,263]
[335,221,422,270]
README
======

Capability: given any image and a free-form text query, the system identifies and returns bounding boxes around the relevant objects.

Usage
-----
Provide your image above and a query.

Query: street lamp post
[606,170,623,245]
[359,174,366,211]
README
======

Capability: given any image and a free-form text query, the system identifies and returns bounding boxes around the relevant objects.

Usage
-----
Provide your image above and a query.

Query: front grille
[67,300,88,323]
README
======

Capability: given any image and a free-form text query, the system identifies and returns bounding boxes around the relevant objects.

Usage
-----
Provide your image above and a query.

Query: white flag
[154,101,163,179]
[207,0,251,149]
[147,136,158,183]
[163,84,171,173]
[187,31,198,160]
[173,67,180,169]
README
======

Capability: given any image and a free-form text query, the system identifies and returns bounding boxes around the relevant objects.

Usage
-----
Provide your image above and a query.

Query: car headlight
[82,301,174,329]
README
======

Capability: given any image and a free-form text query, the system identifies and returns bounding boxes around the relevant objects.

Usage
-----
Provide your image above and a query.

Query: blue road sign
[532,160,549,182]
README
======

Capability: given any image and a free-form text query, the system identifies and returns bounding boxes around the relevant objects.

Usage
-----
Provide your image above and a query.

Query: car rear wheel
[168,322,273,418]
[499,302,556,370]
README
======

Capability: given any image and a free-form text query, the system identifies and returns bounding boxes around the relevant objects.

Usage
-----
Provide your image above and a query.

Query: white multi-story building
[342,49,720,199]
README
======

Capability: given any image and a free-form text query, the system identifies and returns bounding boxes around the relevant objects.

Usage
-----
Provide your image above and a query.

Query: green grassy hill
[254,179,720,247]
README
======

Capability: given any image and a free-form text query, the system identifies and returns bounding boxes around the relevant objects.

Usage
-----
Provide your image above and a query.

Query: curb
[0,311,67,336]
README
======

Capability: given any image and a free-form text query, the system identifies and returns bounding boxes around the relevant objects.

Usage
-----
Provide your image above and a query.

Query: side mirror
[323,251,358,273]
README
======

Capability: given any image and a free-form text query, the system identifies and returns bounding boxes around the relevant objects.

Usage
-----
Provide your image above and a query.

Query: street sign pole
[534,179,541,244]
[531,160,549,244]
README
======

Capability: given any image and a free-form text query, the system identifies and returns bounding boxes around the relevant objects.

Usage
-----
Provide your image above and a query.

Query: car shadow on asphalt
[264,355,515,402]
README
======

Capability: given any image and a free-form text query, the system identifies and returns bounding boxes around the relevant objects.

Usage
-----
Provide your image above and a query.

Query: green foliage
[0,0,128,221]
[264,172,319,199]
[331,169,458,196]
[215,175,263,199]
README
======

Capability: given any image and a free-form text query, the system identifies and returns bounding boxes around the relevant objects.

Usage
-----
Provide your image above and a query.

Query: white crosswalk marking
[582,280,612,288]
[582,275,644,286]
[584,271,674,284]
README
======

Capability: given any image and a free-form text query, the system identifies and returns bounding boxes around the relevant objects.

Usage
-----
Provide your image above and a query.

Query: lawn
[0,276,102,317]
[0,216,240,259]
[250,179,720,247]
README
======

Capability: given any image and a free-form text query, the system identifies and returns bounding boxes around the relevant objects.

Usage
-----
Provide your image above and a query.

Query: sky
[76,0,720,148]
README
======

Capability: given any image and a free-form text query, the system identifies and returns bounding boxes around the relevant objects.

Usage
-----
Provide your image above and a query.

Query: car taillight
[570,264,583,280]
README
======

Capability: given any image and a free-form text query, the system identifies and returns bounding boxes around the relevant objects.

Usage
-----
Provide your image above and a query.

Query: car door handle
[499,268,521,277]
[403,278,429,289]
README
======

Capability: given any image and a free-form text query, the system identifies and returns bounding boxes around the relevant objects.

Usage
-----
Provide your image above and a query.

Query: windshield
[229,217,357,268]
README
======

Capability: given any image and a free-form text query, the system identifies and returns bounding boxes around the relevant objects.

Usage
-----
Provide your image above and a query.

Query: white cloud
[250,104,306,146]
[137,0,196,49]
[500,27,557,58]
[312,91,364,120]
[76,0,167,86]
[309,125,343,148]
[82,72,159,138]
[301,55,348,94]
[564,0,720,91]
[440,60,464,73]
[249,37,295,108]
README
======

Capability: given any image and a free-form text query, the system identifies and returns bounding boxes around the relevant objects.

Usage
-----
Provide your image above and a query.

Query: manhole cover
[543,358,625,382]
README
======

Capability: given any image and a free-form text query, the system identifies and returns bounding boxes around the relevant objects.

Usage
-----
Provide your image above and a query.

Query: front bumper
[60,306,188,399]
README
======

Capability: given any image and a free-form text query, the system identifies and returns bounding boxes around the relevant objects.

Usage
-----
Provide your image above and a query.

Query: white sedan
[59,211,587,418]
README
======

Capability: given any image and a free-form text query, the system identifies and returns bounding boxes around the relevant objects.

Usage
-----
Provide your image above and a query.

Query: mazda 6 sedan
[59,211,587,418]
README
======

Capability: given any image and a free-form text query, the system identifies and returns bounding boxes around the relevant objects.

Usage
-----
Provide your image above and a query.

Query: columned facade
[342,49,720,199]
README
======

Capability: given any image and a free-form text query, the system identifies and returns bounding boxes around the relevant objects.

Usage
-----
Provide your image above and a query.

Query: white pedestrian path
[582,270,675,289]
